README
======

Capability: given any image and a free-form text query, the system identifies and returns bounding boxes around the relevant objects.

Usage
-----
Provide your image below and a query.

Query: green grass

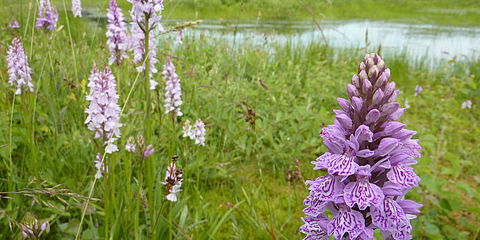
[1,1,480,240]
[49,0,480,26]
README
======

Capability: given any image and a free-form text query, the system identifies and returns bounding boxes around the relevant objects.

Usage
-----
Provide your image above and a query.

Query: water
[163,19,480,62]
[86,10,480,62]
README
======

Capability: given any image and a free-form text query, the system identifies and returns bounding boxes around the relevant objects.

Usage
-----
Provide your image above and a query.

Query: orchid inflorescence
[36,0,58,31]
[301,53,422,240]
[107,0,128,65]
[161,156,183,202]
[163,57,183,119]
[72,0,82,17]
[183,119,206,146]
[128,0,165,90]
[6,38,33,95]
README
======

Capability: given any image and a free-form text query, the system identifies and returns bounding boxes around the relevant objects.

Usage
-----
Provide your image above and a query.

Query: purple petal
[355,125,373,143]
[375,138,399,156]
[397,200,423,215]
[344,179,384,210]
[387,165,420,189]
[327,154,359,177]
[337,98,351,112]
[327,206,365,239]
[364,109,381,125]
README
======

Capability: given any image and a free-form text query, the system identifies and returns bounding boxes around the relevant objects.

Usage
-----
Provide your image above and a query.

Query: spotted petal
[371,198,408,231]
[300,215,329,240]
[306,175,343,202]
[327,154,359,177]
[303,198,329,216]
[344,180,384,210]
[387,165,420,189]
[327,206,365,239]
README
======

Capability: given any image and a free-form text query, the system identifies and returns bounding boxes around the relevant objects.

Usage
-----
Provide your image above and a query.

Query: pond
[85,10,480,63]
[164,19,479,62]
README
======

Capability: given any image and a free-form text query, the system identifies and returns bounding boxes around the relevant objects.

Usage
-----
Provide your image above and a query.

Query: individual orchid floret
[9,18,20,29]
[94,153,107,179]
[36,0,58,31]
[301,53,422,240]
[125,136,136,152]
[107,0,128,65]
[143,144,154,158]
[461,100,472,109]
[72,0,82,17]
[414,85,423,96]
[163,58,183,118]
[161,156,183,202]
[85,66,122,152]
[6,38,34,95]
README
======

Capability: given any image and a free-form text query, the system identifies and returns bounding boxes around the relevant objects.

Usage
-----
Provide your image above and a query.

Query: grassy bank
[1,3,480,240]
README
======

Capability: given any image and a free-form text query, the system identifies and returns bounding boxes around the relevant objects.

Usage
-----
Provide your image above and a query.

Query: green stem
[8,94,16,191]
[142,16,156,238]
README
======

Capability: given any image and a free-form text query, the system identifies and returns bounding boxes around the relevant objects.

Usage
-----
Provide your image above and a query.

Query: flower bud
[347,84,360,98]
[352,75,361,88]
[375,138,399,156]
[362,79,372,94]
[372,89,385,106]
[337,98,350,112]
[364,109,381,125]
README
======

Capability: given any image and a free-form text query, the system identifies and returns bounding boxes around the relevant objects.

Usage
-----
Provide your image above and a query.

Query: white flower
[163,58,182,118]
[461,100,472,109]
[72,0,82,17]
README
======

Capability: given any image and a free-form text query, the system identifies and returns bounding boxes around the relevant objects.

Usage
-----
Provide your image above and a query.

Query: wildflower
[182,120,194,138]
[461,100,472,109]
[163,58,182,118]
[6,38,34,95]
[183,119,206,146]
[94,153,107,179]
[414,85,423,96]
[85,66,122,152]
[128,0,164,90]
[72,0,82,17]
[143,144,154,158]
[107,0,128,65]
[19,219,48,239]
[36,0,58,31]
[161,156,183,202]
[301,53,422,240]
[193,119,206,146]
[9,18,20,29]
[125,136,136,152]
[131,24,159,89]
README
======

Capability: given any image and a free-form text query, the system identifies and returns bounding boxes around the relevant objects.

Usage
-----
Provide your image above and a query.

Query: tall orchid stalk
[301,53,422,240]
[128,0,164,236]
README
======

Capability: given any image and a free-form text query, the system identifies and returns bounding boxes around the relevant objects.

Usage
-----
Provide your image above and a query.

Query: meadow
[0,0,479,239]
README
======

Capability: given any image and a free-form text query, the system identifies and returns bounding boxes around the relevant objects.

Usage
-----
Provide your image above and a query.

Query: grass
[1,1,480,240]
[50,0,480,26]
